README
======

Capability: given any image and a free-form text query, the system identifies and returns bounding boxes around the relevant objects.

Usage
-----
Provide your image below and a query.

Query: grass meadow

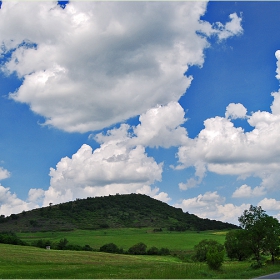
[17,228,226,251]
[1,243,280,279]
[0,229,279,279]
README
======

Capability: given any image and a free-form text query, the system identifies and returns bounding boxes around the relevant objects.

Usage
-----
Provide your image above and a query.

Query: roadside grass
[17,228,226,251]
[1,243,280,279]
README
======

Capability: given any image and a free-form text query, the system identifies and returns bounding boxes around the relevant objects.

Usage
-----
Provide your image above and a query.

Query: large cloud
[174,191,249,224]
[177,88,280,192]
[33,101,188,206]
[0,2,242,132]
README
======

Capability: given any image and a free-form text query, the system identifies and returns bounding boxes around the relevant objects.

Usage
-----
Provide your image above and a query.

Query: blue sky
[1,1,280,224]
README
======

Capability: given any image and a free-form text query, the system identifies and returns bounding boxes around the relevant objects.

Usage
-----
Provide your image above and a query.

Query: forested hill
[0,194,239,232]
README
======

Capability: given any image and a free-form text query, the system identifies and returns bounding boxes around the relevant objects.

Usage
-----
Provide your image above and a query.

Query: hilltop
[0,193,238,232]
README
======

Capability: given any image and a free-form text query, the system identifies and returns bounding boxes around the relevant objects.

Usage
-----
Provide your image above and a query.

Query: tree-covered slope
[0,194,239,232]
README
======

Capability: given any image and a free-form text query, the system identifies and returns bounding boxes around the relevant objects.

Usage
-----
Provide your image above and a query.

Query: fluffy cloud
[174,191,249,224]
[131,101,189,148]
[0,2,242,133]
[225,103,247,119]
[0,167,10,180]
[33,101,190,206]
[177,89,280,193]
[216,13,243,40]
[258,198,280,211]
[40,143,163,206]
[0,185,39,216]
[232,184,266,198]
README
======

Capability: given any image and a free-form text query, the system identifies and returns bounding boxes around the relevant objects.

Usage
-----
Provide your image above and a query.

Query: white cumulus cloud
[225,103,247,119]
[0,167,10,180]
[0,185,39,216]
[177,85,280,195]
[174,191,250,224]
[0,2,243,133]
[232,184,266,198]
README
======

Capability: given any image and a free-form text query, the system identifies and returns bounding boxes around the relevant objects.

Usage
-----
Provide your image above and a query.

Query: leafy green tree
[238,205,280,266]
[224,229,251,261]
[206,246,225,270]
[262,215,280,264]
[193,239,224,262]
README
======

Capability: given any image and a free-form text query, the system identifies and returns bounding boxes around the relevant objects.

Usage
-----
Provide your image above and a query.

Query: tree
[224,229,251,261]
[262,216,280,264]
[193,239,224,262]
[238,205,280,266]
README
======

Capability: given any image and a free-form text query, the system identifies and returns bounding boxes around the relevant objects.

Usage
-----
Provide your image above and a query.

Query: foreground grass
[18,228,226,251]
[1,243,280,279]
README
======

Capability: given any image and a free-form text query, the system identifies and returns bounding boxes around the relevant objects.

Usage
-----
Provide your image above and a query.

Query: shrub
[194,239,224,262]
[206,247,225,270]
[0,233,27,246]
[159,247,170,255]
[128,242,147,255]
[32,239,52,248]
[147,246,159,255]
[83,244,93,251]
[100,243,121,253]
[56,238,69,250]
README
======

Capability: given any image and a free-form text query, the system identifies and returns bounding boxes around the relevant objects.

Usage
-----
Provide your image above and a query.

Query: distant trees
[99,242,170,256]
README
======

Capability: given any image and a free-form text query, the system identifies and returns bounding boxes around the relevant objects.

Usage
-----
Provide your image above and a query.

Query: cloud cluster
[0,2,242,133]
[174,191,250,224]
[32,101,189,206]
[177,89,280,193]
[0,185,40,216]
[173,50,280,223]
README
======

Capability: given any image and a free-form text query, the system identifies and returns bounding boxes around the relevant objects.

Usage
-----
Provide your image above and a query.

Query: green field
[1,242,280,279]
[17,228,227,251]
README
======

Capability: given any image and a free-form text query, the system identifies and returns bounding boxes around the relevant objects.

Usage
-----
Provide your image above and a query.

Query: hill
[0,193,239,232]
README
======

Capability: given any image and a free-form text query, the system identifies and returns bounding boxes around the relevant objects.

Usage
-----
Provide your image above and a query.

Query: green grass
[17,228,227,251]
[1,243,280,279]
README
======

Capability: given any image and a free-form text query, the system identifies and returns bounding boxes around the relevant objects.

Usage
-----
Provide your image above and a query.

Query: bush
[159,247,170,255]
[56,238,69,250]
[0,233,27,246]
[32,239,52,248]
[83,244,93,251]
[147,246,159,255]
[128,242,147,255]
[194,239,224,262]
[100,243,121,254]
[206,247,225,270]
